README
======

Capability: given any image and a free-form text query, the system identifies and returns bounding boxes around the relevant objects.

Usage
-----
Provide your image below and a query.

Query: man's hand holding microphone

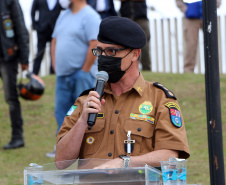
[79,71,109,128]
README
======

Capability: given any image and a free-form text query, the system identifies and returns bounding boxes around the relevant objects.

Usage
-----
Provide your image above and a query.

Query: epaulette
[79,88,95,97]
[153,82,177,100]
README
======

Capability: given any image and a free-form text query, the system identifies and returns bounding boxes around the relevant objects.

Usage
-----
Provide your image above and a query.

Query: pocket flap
[124,120,154,138]
[85,119,105,133]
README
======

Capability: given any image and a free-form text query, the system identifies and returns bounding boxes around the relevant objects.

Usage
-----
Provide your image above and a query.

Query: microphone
[87,71,109,127]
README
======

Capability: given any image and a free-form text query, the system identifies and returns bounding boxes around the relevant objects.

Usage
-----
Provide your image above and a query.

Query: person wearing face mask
[54,16,190,169]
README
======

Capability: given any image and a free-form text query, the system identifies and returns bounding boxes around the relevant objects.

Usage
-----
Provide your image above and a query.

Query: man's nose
[102,50,107,56]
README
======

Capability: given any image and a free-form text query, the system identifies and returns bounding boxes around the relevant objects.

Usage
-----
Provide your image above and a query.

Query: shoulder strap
[153,82,177,100]
[79,88,95,97]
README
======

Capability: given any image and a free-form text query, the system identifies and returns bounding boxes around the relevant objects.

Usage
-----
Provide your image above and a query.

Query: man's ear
[132,49,141,61]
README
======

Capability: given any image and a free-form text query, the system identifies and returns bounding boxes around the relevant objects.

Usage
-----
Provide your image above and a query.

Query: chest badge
[165,102,182,128]
[86,136,95,144]
[139,101,153,114]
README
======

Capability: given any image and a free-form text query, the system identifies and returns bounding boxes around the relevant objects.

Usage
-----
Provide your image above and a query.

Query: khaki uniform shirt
[57,74,190,159]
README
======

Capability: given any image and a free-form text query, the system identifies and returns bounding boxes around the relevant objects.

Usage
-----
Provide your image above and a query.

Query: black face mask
[98,55,133,83]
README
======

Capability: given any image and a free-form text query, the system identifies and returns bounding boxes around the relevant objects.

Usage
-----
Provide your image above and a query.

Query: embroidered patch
[153,82,177,100]
[97,113,104,118]
[130,113,155,124]
[86,136,95,144]
[165,102,182,128]
[66,105,77,116]
[3,19,13,29]
[139,101,153,114]
[165,102,180,111]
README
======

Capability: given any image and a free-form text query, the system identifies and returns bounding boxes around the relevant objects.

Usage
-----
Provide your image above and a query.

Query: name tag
[97,113,104,118]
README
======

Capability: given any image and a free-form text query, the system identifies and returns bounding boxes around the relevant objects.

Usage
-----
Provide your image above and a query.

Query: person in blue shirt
[46,0,101,158]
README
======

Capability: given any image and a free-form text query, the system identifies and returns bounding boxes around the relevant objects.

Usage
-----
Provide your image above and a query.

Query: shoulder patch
[79,88,95,97]
[153,82,177,100]
[165,102,182,128]
[66,105,77,116]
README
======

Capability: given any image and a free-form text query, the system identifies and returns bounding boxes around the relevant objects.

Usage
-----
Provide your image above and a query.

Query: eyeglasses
[92,47,128,57]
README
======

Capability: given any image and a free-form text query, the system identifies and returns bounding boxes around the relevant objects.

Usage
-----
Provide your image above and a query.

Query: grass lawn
[0,72,226,185]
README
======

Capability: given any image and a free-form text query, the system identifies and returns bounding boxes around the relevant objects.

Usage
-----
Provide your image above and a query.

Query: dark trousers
[32,29,54,75]
[0,58,23,139]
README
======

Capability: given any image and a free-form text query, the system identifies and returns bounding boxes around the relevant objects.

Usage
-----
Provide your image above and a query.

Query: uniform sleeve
[153,91,190,159]
[56,97,84,143]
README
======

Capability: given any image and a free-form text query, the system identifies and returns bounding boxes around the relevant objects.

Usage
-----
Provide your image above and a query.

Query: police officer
[55,16,189,169]
[0,0,29,149]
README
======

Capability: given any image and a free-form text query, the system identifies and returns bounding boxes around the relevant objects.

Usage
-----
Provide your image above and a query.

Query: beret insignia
[153,82,176,100]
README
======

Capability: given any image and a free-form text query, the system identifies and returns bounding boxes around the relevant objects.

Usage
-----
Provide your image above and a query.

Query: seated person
[55,16,190,169]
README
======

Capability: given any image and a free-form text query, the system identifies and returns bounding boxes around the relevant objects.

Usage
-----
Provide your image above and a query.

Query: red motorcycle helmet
[18,72,45,100]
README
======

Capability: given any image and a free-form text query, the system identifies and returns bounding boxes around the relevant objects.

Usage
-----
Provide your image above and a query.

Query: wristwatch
[119,155,130,168]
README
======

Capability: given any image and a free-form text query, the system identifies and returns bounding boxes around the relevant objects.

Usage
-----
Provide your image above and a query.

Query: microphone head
[96,71,109,82]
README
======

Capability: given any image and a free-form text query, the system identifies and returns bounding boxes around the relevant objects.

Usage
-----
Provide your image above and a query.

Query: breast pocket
[122,119,155,156]
[80,119,105,157]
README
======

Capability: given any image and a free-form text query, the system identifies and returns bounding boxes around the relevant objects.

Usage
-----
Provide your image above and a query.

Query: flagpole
[202,0,225,184]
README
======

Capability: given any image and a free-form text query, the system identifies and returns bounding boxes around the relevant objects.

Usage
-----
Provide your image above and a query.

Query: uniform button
[110,130,114,134]
[115,110,119,114]
[137,128,142,132]
[108,153,112,157]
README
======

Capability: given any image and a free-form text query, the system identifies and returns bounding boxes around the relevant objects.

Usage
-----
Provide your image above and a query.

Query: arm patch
[153,82,177,100]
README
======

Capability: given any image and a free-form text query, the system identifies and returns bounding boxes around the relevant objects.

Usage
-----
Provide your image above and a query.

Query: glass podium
[24,159,162,185]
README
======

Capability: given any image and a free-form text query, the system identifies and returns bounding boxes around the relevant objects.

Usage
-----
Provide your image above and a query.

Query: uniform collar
[104,83,112,94]
[132,73,145,96]
[104,73,146,96]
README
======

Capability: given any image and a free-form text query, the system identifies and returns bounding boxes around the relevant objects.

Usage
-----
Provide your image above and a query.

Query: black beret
[97,16,147,49]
